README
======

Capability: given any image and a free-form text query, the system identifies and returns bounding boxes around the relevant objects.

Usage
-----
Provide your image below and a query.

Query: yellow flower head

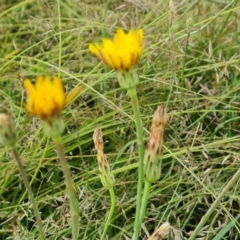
[89,29,143,71]
[23,76,66,119]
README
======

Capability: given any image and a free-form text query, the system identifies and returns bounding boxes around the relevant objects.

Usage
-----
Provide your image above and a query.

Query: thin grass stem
[57,0,62,77]
[11,148,45,240]
[189,168,240,240]
[128,87,145,240]
[55,141,79,240]
[101,187,116,240]
[101,0,110,38]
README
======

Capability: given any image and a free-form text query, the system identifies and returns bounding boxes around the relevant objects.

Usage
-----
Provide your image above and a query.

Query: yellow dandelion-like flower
[23,76,83,120]
[89,29,143,71]
[23,76,66,119]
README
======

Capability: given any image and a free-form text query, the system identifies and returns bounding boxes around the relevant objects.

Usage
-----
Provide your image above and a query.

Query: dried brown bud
[93,127,104,152]
[93,127,115,188]
[152,104,168,128]
[144,105,168,182]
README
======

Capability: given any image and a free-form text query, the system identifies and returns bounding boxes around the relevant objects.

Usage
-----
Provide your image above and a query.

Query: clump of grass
[0,0,240,239]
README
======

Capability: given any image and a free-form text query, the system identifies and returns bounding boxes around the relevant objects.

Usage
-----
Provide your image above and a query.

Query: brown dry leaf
[147,222,182,240]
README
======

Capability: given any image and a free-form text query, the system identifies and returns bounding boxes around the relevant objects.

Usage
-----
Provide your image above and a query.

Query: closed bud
[93,127,115,188]
[144,105,168,182]
[0,113,17,147]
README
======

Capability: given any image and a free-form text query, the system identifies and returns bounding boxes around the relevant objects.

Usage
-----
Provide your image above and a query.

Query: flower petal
[89,29,143,70]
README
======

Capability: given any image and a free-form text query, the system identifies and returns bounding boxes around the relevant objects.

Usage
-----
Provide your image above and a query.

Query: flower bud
[0,113,17,147]
[144,105,168,182]
[93,127,115,188]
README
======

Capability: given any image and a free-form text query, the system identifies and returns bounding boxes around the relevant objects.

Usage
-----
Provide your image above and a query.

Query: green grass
[1,0,240,239]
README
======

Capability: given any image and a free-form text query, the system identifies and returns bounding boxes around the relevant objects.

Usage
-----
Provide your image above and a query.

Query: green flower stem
[139,180,151,224]
[189,168,240,240]
[54,140,79,240]
[11,148,45,240]
[128,87,145,240]
[101,187,116,240]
